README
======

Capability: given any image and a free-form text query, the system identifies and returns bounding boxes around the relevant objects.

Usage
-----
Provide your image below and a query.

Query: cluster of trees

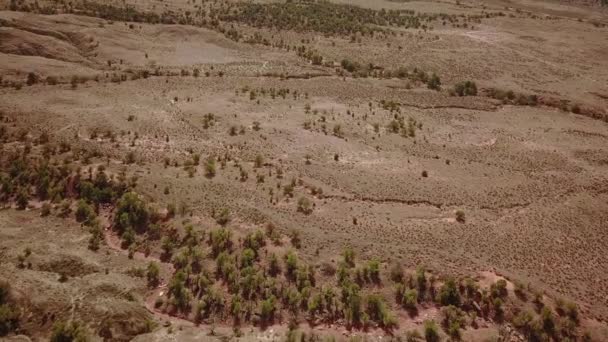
[512,294,583,341]
[389,263,586,341]
[386,116,422,138]
[0,125,144,252]
[149,224,404,332]
[0,142,128,209]
[338,61,443,90]
[239,86,300,101]
[451,80,478,96]
[485,88,539,106]
[9,0,507,39]
[216,0,492,37]
[296,46,325,66]
[221,1,406,36]
[0,115,591,341]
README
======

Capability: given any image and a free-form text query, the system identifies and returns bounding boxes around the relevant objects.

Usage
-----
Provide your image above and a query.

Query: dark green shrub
[268,253,281,276]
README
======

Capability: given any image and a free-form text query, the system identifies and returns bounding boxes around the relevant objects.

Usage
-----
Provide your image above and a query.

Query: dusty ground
[0,0,607,340]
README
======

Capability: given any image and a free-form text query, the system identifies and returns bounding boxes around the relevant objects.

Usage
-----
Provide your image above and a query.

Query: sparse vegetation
[0,1,605,341]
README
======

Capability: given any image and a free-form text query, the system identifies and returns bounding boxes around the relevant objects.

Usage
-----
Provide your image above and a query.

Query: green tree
[366,294,395,328]
[541,307,555,335]
[438,278,461,307]
[209,228,233,257]
[423,320,440,342]
[88,224,103,251]
[114,192,149,233]
[285,251,299,280]
[168,270,191,313]
[403,288,419,313]
[367,259,380,283]
[343,283,362,326]
[260,296,276,327]
[416,267,427,295]
[16,189,29,210]
[120,227,136,249]
[241,248,256,268]
[427,73,441,91]
[214,208,230,226]
[513,310,535,337]
[75,200,95,224]
[342,248,355,268]
[452,81,477,96]
[147,261,160,288]
[205,158,216,178]
[268,253,281,277]
[490,279,508,298]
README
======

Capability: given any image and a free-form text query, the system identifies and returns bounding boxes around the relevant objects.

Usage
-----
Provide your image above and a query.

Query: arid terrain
[0,0,607,341]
